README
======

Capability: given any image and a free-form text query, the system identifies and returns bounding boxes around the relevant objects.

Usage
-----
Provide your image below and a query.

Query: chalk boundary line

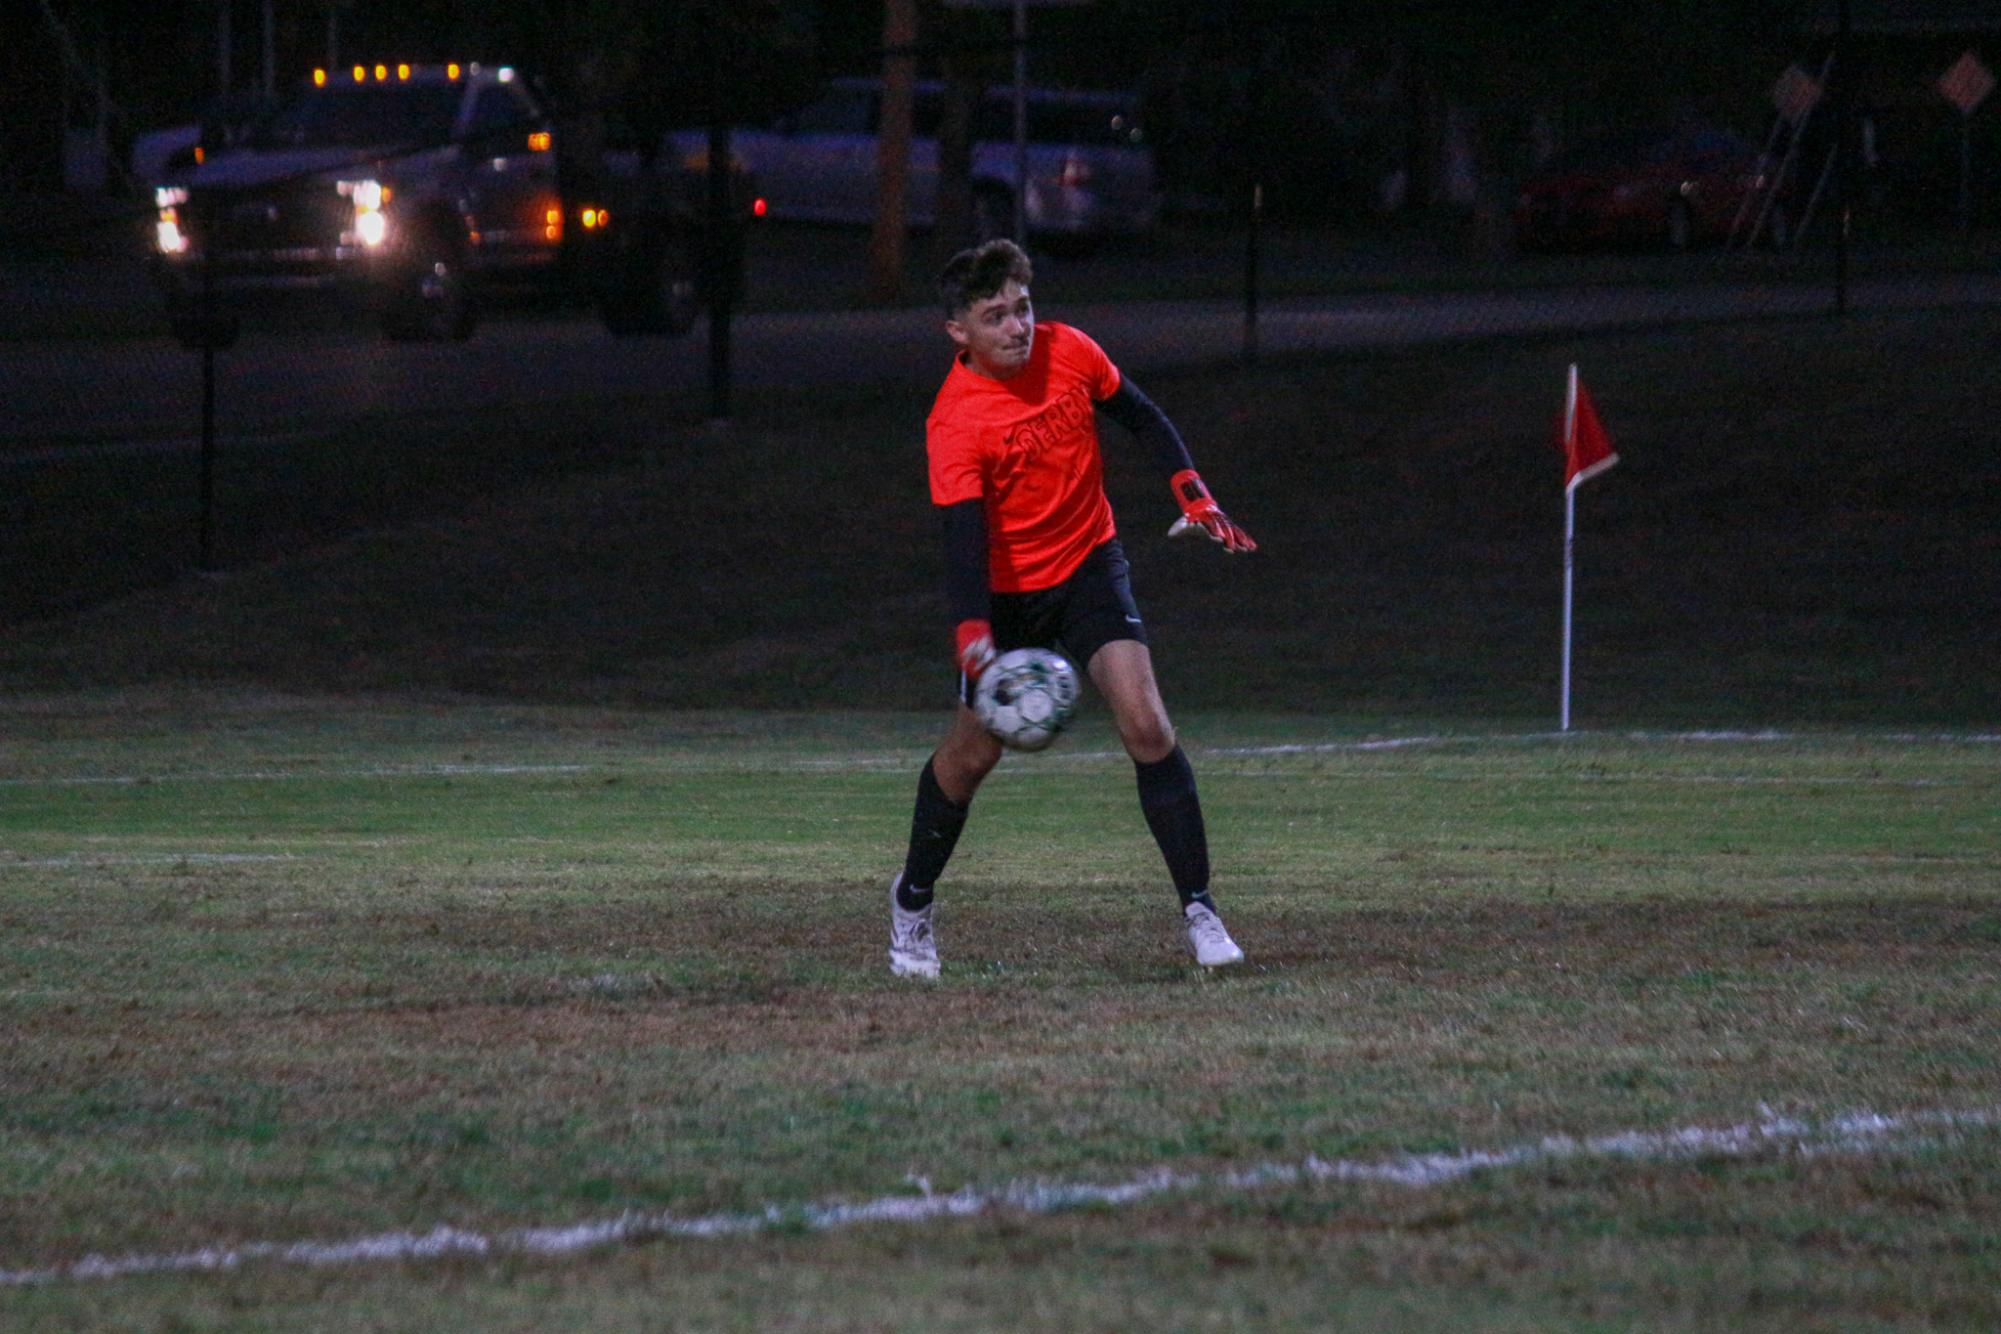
[2,728,1998,790]
[1,1104,1992,1287]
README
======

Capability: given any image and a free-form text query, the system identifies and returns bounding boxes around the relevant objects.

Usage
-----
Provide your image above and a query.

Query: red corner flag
[1558,364,1618,731]
[1562,365,1619,491]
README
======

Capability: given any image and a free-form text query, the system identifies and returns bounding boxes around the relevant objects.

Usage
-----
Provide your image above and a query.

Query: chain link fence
[6,12,2001,626]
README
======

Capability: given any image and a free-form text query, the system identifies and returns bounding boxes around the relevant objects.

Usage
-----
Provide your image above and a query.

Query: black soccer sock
[1135,745,1213,911]
[899,758,970,909]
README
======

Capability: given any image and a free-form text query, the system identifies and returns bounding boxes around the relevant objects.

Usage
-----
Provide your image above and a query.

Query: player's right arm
[928,405,996,678]
[942,499,995,680]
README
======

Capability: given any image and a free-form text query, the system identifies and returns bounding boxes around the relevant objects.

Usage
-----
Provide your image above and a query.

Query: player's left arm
[1098,378,1257,554]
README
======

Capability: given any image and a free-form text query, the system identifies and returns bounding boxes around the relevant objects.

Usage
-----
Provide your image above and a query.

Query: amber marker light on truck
[528,131,551,152]
[447,63,461,80]
[313,68,327,86]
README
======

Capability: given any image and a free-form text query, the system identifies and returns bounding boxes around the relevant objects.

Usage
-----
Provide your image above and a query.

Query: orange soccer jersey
[926,321,1123,593]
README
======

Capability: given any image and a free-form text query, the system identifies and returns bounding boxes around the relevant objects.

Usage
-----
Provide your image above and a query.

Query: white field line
[1203,729,2001,757]
[1205,734,1453,756]
[0,1104,1992,1288]
[2,853,299,868]
[1228,771,1973,789]
[0,763,591,788]
[1,731,1995,791]
[774,727,2001,773]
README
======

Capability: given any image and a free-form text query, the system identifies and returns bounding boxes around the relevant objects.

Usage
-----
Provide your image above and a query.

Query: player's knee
[1120,714,1177,765]
[936,732,1002,800]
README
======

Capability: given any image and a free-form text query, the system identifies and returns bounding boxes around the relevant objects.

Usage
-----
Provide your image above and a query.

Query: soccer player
[888,238,1256,980]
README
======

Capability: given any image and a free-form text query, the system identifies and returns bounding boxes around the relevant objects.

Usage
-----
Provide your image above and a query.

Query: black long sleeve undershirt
[941,499,991,625]
[1098,377,1195,477]
[937,375,1192,626]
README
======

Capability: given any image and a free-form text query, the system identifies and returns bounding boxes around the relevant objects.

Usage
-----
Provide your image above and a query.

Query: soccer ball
[973,647,1080,752]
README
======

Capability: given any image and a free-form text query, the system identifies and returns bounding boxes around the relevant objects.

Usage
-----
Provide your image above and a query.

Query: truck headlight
[338,178,390,248]
[154,187,190,255]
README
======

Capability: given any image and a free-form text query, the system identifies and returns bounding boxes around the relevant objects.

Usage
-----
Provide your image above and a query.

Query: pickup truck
[150,62,749,347]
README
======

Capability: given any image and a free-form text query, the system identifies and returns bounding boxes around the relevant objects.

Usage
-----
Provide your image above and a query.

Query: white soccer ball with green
[974,647,1079,752]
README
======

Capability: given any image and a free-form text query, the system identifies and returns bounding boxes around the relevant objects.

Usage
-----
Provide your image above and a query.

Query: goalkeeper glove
[1167,469,1257,553]
[955,619,996,681]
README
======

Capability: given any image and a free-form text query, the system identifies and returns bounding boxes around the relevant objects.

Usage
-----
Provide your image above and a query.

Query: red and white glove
[955,619,996,681]
[1167,469,1257,554]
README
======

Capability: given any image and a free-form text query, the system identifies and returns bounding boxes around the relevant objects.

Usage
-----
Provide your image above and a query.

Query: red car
[1513,126,1789,252]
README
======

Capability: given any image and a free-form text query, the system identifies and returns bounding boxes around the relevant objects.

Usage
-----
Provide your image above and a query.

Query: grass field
[3,307,1998,1327]
[1,698,1997,1328]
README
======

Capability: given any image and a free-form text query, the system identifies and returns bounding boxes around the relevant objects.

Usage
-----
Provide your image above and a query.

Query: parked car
[1513,125,1789,253]
[677,78,1161,240]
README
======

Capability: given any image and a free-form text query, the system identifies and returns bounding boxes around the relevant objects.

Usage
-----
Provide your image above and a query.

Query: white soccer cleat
[888,873,940,980]
[1184,901,1245,969]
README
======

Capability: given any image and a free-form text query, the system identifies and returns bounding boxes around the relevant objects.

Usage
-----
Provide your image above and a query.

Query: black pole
[1834,0,1852,315]
[704,8,733,423]
[1012,0,1028,244]
[1243,180,1262,362]
[1243,24,1275,363]
[1960,114,1973,233]
[198,197,219,571]
[706,120,733,423]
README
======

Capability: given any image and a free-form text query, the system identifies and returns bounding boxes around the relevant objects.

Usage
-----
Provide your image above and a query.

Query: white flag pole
[1561,484,1578,732]
[1560,364,1579,733]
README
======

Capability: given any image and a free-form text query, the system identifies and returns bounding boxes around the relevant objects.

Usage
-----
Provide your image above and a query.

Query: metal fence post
[198,193,219,571]
[704,6,734,424]
[707,120,734,424]
[1243,181,1262,363]
[1835,0,1852,316]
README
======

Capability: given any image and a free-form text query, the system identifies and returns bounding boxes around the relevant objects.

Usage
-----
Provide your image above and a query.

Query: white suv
[680,78,1161,240]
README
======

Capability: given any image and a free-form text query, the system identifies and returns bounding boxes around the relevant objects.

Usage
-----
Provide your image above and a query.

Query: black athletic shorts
[960,539,1146,703]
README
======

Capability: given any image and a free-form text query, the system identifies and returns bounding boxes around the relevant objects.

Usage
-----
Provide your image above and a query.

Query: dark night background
[9,1,2001,230]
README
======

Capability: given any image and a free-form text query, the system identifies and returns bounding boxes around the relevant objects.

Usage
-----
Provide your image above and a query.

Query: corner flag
[1563,366,1619,491]
[1559,365,1617,731]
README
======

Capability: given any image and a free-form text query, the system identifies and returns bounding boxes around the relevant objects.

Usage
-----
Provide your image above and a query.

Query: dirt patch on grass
[15,892,1994,1112]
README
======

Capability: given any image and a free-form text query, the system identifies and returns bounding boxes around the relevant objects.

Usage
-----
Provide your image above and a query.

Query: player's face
[946,280,1034,379]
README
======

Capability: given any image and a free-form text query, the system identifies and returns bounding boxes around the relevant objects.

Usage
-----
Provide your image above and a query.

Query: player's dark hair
[939,239,1033,316]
